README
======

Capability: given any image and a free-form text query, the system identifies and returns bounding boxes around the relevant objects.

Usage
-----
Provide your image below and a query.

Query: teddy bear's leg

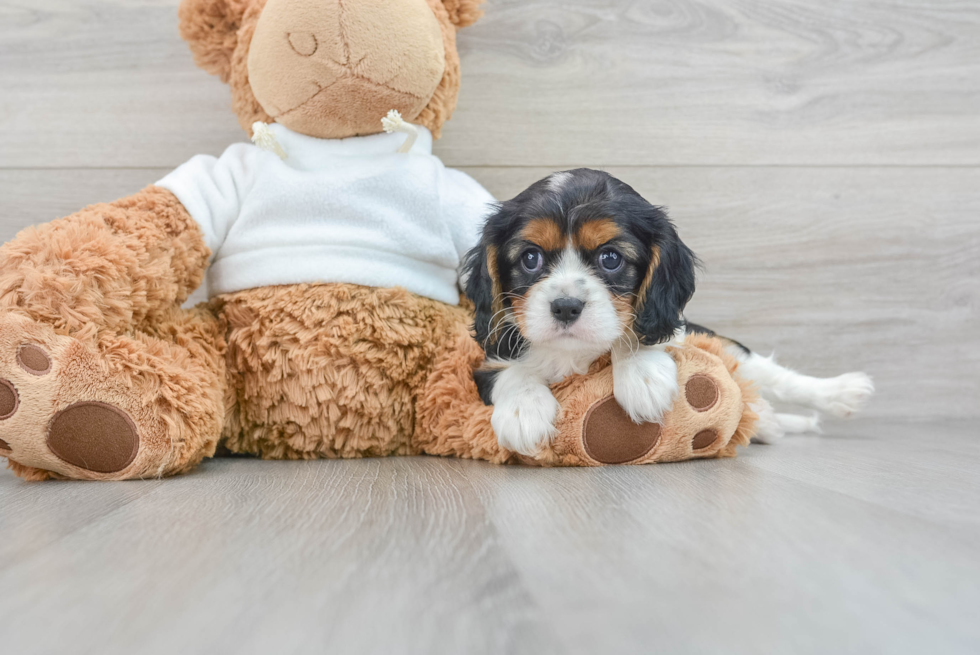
[0,306,226,480]
[0,187,224,480]
[416,330,758,467]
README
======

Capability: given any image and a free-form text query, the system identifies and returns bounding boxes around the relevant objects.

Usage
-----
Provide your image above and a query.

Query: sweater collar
[267,122,433,167]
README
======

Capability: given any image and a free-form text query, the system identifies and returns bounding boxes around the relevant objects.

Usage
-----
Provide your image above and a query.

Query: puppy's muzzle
[551,297,585,326]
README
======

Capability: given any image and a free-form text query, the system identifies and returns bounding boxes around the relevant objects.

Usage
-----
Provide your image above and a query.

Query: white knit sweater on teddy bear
[156,122,495,305]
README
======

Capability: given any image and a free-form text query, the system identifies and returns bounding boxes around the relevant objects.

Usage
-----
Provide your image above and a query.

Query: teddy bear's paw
[0,313,165,480]
[550,346,749,465]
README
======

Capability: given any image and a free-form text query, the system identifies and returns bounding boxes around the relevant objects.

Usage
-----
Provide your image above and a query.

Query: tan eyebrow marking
[634,245,661,311]
[520,218,564,252]
[574,218,621,251]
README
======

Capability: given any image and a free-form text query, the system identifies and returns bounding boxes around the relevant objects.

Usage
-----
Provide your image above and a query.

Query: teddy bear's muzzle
[246,0,447,139]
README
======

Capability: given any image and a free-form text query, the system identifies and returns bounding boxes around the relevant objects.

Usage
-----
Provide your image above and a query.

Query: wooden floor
[1,419,978,654]
[1,0,979,652]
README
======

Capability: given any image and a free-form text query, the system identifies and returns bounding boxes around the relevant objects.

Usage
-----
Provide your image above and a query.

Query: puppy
[461,169,694,455]
[462,169,873,456]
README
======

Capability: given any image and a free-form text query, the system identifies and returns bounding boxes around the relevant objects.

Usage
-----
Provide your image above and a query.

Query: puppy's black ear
[633,220,697,346]
[461,240,502,352]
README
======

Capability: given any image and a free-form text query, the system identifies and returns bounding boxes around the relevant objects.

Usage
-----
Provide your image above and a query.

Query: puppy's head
[462,169,697,359]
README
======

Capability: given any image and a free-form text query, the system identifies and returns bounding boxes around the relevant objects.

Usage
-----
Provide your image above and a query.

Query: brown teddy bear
[0,0,756,481]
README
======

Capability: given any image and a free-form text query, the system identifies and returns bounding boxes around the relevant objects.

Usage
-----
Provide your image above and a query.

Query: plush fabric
[0,300,226,481]
[156,124,494,304]
[216,282,469,460]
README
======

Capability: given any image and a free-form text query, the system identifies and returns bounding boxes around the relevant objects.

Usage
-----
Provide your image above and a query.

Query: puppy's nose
[551,297,585,325]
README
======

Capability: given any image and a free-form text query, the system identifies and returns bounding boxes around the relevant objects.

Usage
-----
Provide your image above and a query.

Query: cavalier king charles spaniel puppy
[462,169,873,456]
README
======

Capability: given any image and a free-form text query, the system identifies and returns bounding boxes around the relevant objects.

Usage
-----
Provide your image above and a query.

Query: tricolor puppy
[462,168,874,456]
[462,168,695,456]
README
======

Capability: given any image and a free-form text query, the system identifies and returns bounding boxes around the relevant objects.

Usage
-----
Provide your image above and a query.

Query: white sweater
[156,123,494,305]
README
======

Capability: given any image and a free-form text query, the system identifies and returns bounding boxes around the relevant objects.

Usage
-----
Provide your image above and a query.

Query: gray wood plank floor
[1,420,978,654]
[1,0,978,652]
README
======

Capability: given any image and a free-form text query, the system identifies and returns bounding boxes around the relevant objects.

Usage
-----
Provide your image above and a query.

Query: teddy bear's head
[179,0,483,139]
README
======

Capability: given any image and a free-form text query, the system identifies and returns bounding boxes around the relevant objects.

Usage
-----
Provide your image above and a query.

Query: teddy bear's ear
[178,0,252,81]
[441,0,485,28]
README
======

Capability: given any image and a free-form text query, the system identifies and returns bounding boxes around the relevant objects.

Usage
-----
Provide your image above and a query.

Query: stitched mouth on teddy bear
[272,79,340,119]
[273,72,426,122]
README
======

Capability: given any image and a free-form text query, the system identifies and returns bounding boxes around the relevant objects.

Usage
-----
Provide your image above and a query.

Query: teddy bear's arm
[0,186,210,337]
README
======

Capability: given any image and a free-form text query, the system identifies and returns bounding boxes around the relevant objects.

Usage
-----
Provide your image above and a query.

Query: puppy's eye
[520,248,544,273]
[598,248,623,273]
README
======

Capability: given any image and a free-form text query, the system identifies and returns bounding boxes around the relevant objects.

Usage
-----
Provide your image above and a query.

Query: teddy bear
[0,0,757,481]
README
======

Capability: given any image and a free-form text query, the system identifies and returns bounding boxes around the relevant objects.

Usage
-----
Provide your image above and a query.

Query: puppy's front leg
[612,342,679,424]
[490,361,560,457]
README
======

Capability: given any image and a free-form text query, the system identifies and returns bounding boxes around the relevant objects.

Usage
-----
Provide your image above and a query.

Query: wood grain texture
[1,0,978,167]
[442,0,980,166]
[1,166,975,419]
[457,428,980,654]
[1,419,978,655]
[0,458,558,655]
[740,418,980,533]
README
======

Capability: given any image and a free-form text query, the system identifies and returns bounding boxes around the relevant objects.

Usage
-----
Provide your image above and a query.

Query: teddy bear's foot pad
[582,396,661,464]
[46,401,139,473]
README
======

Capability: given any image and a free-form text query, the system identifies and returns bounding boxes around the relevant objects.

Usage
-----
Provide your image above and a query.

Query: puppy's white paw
[750,399,784,443]
[491,384,560,457]
[815,372,875,418]
[777,412,822,435]
[613,348,678,424]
